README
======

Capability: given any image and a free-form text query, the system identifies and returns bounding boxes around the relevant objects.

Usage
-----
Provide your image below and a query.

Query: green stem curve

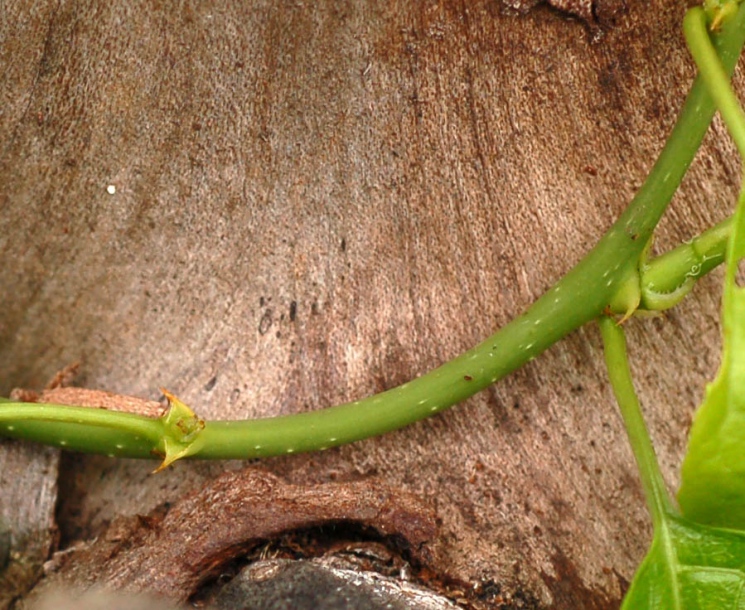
[3,5,745,461]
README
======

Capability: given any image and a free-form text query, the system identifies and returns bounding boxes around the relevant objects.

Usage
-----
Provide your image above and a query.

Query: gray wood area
[0,1,740,607]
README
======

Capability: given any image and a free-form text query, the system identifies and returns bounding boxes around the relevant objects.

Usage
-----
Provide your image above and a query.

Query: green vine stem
[598,316,674,528]
[684,3,745,365]
[686,5,745,159]
[0,392,205,468]
[0,401,160,455]
[640,215,731,311]
[2,4,745,464]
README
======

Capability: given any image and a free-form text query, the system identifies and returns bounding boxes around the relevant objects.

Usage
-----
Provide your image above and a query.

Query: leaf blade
[623,515,745,609]
[678,187,745,529]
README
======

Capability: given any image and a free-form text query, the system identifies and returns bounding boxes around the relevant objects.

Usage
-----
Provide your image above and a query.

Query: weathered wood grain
[1,1,741,607]
[0,442,58,608]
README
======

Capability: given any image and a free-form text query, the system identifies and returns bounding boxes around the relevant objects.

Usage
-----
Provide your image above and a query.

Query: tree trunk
[0,1,740,607]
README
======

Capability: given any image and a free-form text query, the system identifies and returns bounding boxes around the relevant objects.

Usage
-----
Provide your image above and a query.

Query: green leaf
[622,513,745,609]
[677,187,745,529]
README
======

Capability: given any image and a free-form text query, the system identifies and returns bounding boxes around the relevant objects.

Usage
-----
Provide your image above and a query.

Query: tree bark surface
[1,1,741,607]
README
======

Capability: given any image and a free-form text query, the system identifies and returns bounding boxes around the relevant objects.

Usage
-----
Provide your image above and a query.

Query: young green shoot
[640,216,732,311]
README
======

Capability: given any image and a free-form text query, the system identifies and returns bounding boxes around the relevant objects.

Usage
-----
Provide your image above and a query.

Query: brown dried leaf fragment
[36,387,165,418]
[10,363,164,418]
[11,375,165,419]
[44,363,82,391]
[9,362,82,401]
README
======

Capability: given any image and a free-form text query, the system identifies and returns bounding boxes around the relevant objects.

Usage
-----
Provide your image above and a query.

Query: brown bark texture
[0,0,742,607]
